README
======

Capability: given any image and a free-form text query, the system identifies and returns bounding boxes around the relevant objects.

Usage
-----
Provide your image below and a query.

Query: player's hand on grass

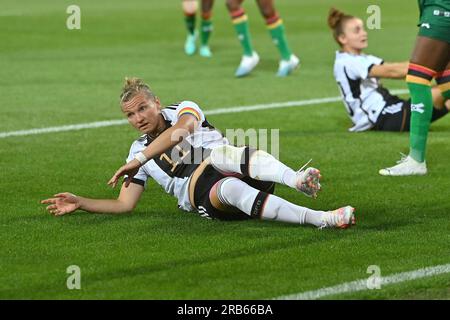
[41,193,80,216]
[108,159,140,188]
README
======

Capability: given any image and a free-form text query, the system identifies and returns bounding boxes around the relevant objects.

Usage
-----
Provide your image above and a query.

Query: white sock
[261,194,324,226]
[218,177,324,226]
[210,145,297,188]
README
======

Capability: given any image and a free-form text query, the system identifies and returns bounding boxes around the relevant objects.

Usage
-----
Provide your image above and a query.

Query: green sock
[185,14,196,35]
[233,18,253,56]
[200,19,212,46]
[436,70,450,100]
[268,22,292,60]
[408,82,433,162]
[442,89,450,100]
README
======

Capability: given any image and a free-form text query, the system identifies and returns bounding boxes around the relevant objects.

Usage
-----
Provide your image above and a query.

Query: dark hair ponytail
[327,7,354,46]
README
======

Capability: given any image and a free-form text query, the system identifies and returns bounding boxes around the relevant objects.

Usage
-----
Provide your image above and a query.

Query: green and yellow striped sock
[266,13,291,60]
[230,8,253,56]
[436,69,450,100]
[200,11,213,46]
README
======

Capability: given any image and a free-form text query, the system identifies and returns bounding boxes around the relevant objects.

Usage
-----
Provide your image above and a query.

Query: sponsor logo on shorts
[433,9,450,17]
[420,23,431,29]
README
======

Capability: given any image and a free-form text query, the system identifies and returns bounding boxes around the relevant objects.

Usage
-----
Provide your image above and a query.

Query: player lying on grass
[42,78,355,229]
[328,8,449,133]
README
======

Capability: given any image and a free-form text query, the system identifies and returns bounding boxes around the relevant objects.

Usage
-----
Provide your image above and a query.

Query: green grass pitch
[0,0,449,299]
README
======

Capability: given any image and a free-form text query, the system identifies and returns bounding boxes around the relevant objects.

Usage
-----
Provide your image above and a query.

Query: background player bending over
[42,78,355,229]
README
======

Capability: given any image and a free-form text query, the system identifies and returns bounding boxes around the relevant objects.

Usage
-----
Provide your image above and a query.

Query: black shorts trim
[374,99,449,132]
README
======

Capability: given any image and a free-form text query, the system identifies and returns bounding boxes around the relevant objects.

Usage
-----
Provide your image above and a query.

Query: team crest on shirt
[411,103,425,114]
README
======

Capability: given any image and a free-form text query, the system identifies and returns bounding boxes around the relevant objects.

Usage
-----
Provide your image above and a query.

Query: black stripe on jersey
[337,81,354,117]
[166,102,180,109]
[344,67,361,99]
[376,85,403,107]
[367,60,384,76]
[153,143,212,179]
[201,118,215,130]
[344,67,374,125]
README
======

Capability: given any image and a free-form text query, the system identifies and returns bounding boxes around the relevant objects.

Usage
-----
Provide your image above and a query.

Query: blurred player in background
[183,0,214,57]
[380,0,450,176]
[226,0,299,77]
[42,78,355,230]
[327,7,449,133]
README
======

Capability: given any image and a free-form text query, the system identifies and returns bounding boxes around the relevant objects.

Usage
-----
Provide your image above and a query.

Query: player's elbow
[116,200,137,214]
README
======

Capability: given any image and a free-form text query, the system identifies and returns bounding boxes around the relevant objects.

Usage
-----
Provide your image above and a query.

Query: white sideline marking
[275,263,450,300]
[0,89,409,139]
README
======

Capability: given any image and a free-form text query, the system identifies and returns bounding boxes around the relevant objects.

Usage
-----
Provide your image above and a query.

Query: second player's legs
[407,36,450,162]
[182,0,198,55]
[199,0,214,57]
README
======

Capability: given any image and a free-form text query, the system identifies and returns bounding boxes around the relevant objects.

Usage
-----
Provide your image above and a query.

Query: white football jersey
[125,101,229,212]
[333,51,402,132]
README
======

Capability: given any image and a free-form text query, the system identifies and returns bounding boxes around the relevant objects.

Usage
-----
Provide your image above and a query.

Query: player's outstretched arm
[369,62,409,79]
[41,182,144,216]
[108,114,198,188]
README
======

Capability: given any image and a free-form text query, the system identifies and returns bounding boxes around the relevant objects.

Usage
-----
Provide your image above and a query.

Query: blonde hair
[120,77,155,103]
[327,8,355,46]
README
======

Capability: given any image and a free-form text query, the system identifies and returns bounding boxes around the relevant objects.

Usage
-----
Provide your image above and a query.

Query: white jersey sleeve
[345,54,384,80]
[175,101,206,129]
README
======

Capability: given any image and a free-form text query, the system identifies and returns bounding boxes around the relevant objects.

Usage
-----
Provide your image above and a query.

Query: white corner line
[274,263,450,300]
[0,89,409,139]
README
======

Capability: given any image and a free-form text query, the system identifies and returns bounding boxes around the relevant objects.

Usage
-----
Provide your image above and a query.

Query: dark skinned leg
[408,36,450,162]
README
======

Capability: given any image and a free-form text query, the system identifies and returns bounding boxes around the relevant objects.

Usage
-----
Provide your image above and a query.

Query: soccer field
[1,0,449,300]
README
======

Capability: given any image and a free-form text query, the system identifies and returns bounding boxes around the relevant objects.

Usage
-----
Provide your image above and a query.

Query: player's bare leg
[226,0,260,77]
[182,0,198,55]
[380,37,450,176]
[256,0,299,76]
[199,0,214,57]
